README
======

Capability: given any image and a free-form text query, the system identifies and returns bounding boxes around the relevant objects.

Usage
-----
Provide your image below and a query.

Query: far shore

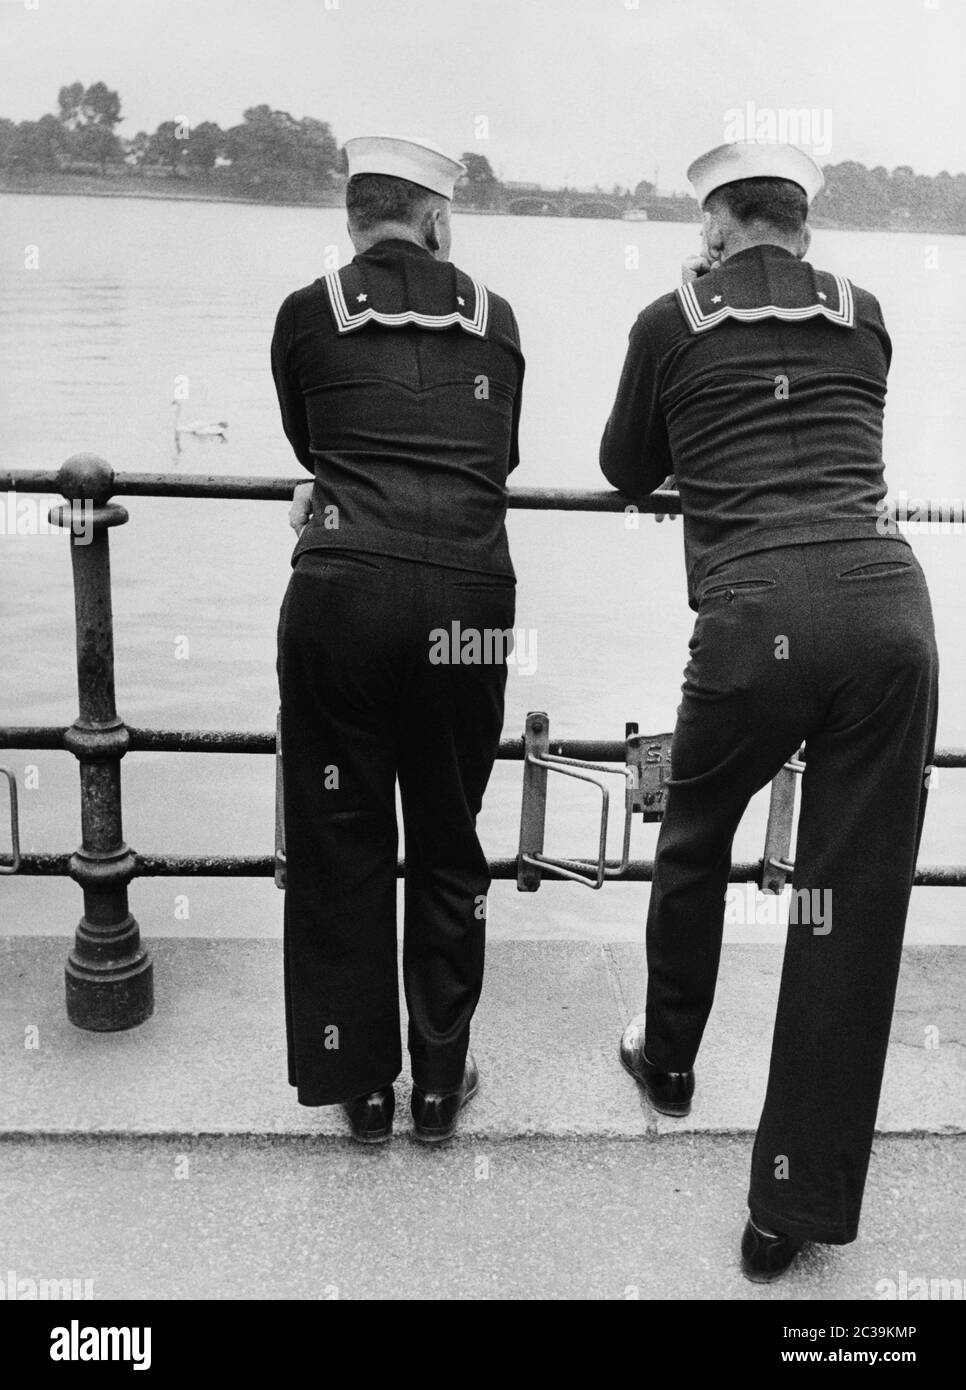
[0,182,504,215]
[0,175,668,220]
[0,172,345,211]
[1,174,960,234]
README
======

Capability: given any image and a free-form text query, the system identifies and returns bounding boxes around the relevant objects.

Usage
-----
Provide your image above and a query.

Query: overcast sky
[1,0,963,190]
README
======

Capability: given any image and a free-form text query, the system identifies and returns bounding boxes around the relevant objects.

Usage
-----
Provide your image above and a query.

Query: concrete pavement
[1,938,964,1137]
[1,1133,963,1300]
[1,937,963,1300]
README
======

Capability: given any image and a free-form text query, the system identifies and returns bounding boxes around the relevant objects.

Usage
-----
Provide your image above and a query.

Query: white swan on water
[172,399,228,453]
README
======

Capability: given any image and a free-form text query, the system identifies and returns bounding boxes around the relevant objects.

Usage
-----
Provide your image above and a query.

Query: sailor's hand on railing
[289,482,314,535]
[653,475,679,523]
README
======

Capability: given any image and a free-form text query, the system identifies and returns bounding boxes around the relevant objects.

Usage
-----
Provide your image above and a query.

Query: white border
[324,271,490,337]
[677,273,854,333]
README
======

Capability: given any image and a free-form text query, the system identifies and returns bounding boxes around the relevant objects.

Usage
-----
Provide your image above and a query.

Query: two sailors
[273,136,937,1281]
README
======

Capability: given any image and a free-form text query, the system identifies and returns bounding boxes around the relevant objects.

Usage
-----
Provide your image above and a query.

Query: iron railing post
[50,454,153,1030]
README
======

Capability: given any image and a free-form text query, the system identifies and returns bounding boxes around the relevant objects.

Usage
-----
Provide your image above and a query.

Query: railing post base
[66,921,154,1032]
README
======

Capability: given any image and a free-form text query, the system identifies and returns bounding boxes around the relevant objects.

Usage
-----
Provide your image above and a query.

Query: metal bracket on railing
[760,747,806,893]
[274,710,287,890]
[517,713,674,891]
[0,767,21,874]
[624,724,674,821]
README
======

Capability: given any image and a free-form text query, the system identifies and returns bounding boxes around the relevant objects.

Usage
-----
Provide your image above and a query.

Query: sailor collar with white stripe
[322,243,490,338]
[675,247,854,335]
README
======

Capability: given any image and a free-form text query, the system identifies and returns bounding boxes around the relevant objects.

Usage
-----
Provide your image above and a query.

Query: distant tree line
[813,161,966,231]
[2,82,966,231]
[0,82,344,202]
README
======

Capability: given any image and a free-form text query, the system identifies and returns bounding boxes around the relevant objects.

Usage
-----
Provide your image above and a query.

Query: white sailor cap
[687,141,824,207]
[344,135,467,200]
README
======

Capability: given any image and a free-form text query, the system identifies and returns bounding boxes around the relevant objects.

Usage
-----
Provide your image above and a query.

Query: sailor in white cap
[343,134,467,198]
[686,139,825,208]
[272,137,524,1147]
[601,141,938,1282]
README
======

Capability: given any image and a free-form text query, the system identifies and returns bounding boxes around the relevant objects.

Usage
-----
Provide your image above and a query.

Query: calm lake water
[1,192,964,943]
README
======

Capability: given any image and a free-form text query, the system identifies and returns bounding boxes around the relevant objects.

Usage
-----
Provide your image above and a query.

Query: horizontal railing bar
[3,726,966,768]
[0,728,69,750]
[2,469,671,512]
[3,467,966,523]
[8,852,966,886]
[133,728,277,754]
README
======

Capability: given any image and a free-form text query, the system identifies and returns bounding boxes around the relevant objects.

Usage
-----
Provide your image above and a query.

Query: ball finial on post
[57,454,115,505]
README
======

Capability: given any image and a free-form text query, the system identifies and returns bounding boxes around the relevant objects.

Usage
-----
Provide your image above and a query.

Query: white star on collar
[711,294,723,304]
[457,295,466,306]
[817,291,827,300]
[356,293,368,303]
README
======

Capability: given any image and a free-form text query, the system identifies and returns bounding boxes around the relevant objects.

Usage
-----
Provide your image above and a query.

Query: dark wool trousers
[643,536,939,1244]
[277,550,513,1106]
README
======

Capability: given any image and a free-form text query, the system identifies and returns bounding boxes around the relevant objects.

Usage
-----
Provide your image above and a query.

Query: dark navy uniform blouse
[272,237,524,578]
[600,243,896,608]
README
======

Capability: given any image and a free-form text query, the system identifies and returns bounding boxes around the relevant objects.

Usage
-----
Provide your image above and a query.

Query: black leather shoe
[411,1053,479,1143]
[342,1086,394,1144]
[619,1015,694,1116]
[741,1215,805,1283]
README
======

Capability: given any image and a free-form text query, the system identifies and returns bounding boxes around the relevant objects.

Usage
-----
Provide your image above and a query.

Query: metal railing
[2,454,965,1032]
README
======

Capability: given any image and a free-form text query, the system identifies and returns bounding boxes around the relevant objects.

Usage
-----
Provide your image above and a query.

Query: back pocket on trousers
[296,551,382,573]
[701,577,776,602]
[837,559,913,581]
